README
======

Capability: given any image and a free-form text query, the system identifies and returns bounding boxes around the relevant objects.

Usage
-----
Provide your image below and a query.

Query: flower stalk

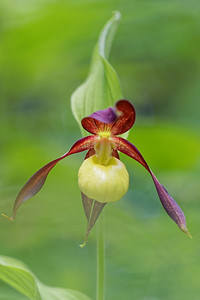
[96,212,105,300]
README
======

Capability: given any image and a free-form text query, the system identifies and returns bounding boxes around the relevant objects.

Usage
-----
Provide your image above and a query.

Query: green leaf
[0,256,92,300]
[71,11,123,136]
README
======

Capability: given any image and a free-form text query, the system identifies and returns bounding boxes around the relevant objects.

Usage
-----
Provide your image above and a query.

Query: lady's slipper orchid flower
[3,100,191,245]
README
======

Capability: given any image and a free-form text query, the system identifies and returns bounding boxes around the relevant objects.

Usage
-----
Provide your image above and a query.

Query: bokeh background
[0,0,200,299]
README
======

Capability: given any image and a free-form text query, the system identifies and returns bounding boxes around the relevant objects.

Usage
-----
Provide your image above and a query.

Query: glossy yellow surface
[78,155,129,203]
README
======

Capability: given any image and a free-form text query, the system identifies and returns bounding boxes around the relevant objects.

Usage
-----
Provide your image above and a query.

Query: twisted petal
[112,136,191,237]
[3,136,96,220]
[81,99,136,135]
[111,100,136,135]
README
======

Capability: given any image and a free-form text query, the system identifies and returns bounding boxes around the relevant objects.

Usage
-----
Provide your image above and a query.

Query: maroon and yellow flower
[3,100,191,244]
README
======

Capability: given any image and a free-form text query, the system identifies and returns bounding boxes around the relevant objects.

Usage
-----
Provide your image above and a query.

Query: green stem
[96,212,105,300]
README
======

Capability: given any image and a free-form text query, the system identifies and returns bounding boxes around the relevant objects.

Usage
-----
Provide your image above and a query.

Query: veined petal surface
[111,100,136,135]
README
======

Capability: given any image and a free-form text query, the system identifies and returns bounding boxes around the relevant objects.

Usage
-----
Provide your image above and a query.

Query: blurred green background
[0,0,200,299]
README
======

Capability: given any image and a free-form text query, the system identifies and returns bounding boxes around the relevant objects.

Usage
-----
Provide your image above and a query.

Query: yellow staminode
[78,155,129,203]
[98,131,111,139]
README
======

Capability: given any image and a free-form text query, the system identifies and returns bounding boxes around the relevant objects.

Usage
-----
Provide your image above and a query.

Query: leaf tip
[1,213,14,221]
[112,10,121,21]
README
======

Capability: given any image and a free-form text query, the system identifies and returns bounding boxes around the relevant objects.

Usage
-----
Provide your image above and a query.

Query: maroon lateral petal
[81,107,117,135]
[112,136,191,236]
[112,137,149,170]
[5,136,96,220]
[111,100,136,135]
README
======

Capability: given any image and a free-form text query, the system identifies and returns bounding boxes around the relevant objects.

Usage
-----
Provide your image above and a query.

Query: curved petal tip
[180,224,192,238]
[1,213,14,221]
[79,240,87,248]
